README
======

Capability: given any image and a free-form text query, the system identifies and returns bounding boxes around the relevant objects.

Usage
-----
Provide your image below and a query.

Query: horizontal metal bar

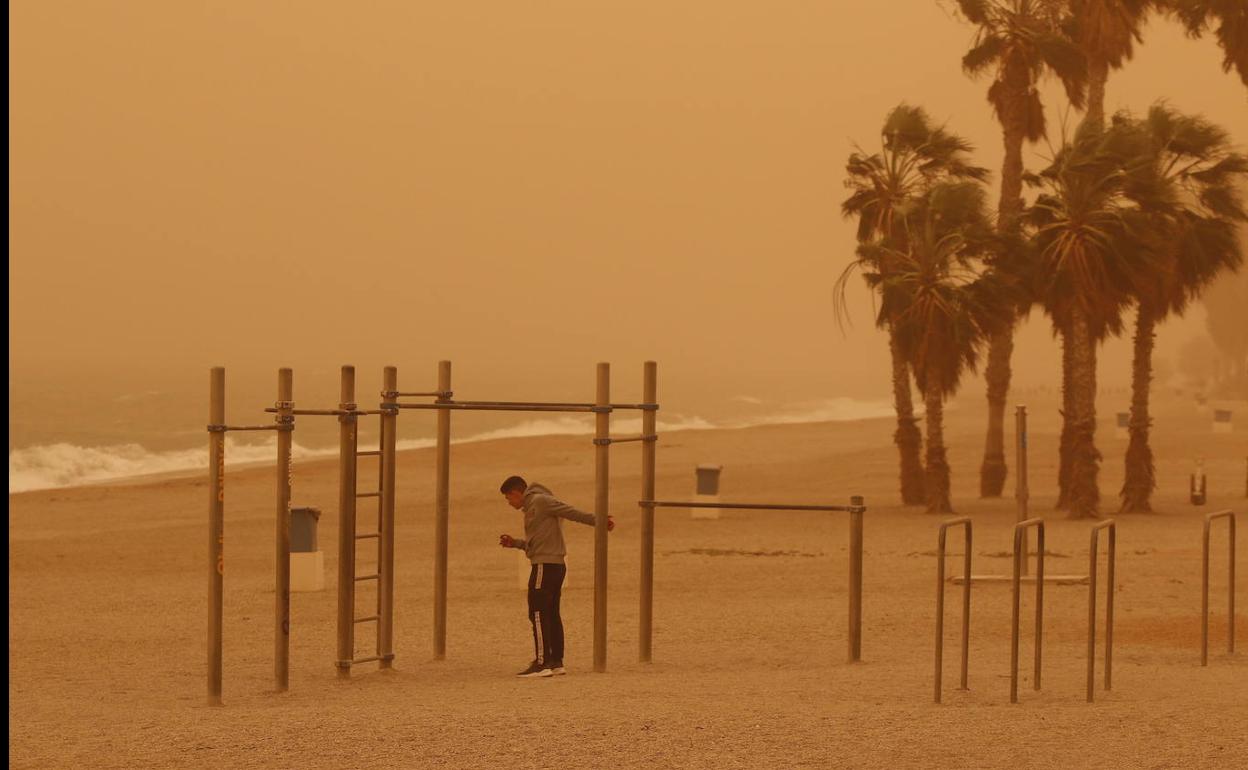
[639,500,854,512]
[951,574,1088,585]
[394,403,598,413]
[349,655,383,665]
[597,434,657,445]
[356,450,381,457]
[354,615,380,624]
[446,399,656,410]
[355,533,380,540]
[263,407,345,416]
[219,425,280,432]
[356,491,381,498]
[388,391,450,398]
[355,573,380,581]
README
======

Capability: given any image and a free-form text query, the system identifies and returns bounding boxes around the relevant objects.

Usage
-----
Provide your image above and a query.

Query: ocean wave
[9,398,893,493]
[726,396,896,428]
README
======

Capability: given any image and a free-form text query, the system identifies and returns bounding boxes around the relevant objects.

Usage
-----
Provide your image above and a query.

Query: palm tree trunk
[925,376,953,514]
[1068,307,1102,519]
[980,111,1027,497]
[1086,56,1108,131]
[980,329,1012,496]
[890,329,926,505]
[1120,303,1156,513]
[1057,325,1074,509]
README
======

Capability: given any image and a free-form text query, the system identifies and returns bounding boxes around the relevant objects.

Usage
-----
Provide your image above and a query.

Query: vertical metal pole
[593,363,610,673]
[207,367,225,706]
[1010,525,1022,703]
[1087,528,1098,702]
[336,366,357,678]
[1106,524,1115,690]
[848,495,864,663]
[1016,406,1029,576]
[960,524,971,691]
[1035,524,1045,691]
[934,527,947,703]
[1202,519,1210,666]
[639,361,657,663]
[1230,517,1236,656]
[275,368,293,692]
[434,361,451,659]
[380,366,398,668]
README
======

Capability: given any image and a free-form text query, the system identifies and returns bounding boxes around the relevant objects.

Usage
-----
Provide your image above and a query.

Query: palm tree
[953,0,1088,497]
[1071,1,1158,127]
[1051,0,1157,508]
[1026,123,1156,518]
[1114,104,1248,512]
[1165,0,1248,86]
[839,104,990,505]
[862,182,1013,513]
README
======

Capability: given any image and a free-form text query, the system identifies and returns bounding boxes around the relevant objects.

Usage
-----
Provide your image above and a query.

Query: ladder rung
[356,450,382,457]
[356,491,381,498]
[355,532,380,540]
[355,573,380,582]
[354,615,380,624]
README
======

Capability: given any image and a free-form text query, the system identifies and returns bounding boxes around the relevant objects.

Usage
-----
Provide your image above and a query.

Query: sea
[8,377,896,493]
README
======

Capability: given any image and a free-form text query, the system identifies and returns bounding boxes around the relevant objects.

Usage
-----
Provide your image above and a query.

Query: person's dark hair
[499,476,527,495]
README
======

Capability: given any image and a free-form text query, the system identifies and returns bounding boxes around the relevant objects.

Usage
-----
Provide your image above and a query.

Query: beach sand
[8,392,1247,769]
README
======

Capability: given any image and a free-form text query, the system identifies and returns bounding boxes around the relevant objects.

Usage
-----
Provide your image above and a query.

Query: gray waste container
[291,507,321,553]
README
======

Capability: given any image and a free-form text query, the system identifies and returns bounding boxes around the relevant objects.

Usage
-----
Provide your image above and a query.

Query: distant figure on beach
[498,476,613,678]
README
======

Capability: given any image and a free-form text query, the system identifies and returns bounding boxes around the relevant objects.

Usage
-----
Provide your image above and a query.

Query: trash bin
[692,464,722,520]
[290,506,325,592]
[1190,462,1207,506]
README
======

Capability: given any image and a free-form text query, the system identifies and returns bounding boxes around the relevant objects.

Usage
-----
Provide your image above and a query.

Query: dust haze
[9,1,1247,439]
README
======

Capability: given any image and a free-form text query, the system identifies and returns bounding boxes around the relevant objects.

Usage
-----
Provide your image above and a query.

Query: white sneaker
[549,661,566,676]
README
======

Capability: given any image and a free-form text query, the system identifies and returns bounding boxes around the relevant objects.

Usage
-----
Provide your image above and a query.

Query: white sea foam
[8,398,892,493]
[726,396,896,428]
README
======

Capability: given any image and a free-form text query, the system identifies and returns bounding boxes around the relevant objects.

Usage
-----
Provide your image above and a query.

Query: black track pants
[527,562,566,665]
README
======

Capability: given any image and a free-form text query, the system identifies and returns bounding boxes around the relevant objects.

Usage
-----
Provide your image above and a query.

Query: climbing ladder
[335,366,397,677]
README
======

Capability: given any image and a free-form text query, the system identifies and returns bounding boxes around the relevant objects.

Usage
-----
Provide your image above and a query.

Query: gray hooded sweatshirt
[510,483,596,564]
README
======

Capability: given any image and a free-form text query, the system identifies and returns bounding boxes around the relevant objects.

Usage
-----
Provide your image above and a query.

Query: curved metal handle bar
[1011,518,1045,704]
[1088,520,1116,702]
[935,517,972,704]
[1202,510,1237,666]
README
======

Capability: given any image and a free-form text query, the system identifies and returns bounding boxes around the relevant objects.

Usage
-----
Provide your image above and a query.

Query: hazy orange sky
[10,1,1248,427]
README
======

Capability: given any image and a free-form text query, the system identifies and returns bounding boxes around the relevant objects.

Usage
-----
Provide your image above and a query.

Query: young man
[498,475,614,678]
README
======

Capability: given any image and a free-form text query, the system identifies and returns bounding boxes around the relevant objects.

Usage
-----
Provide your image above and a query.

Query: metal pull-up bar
[636,495,866,664]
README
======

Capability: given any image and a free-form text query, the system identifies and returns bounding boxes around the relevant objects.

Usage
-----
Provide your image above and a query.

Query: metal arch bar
[1202,510,1237,666]
[1087,519,1116,702]
[935,516,972,704]
[1011,517,1046,704]
[639,500,855,513]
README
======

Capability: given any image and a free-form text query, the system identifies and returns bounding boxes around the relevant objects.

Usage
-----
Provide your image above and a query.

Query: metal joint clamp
[206,424,229,433]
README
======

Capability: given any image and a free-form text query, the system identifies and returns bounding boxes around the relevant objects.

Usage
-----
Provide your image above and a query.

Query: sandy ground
[8,392,1247,769]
